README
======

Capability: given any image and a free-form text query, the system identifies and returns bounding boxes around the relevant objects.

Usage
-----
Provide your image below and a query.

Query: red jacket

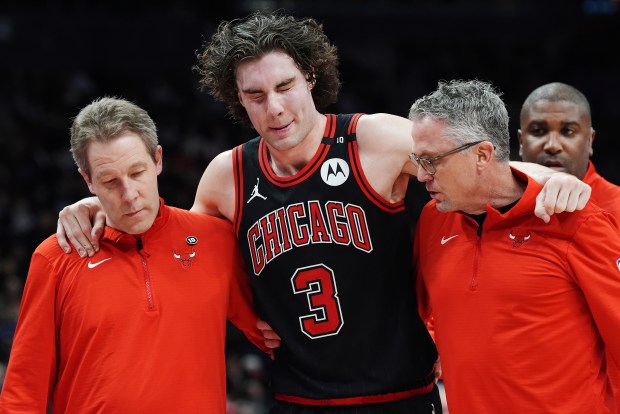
[584,161,620,412]
[584,161,620,225]
[415,170,620,413]
[0,200,267,413]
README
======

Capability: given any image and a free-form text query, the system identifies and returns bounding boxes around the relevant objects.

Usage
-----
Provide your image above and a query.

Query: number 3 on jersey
[291,264,344,339]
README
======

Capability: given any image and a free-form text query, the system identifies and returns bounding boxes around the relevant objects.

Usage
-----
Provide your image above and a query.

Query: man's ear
[155,145,163,175]
[516,129,524,157]
[588,127,595,157]
[78,168,96,195]
[476,141,495,170]
[307,70,316,90]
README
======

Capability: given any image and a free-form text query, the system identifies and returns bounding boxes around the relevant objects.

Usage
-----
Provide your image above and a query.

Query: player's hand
[257,319,281,353]
[57,197,105,257]
[535,172,591,223]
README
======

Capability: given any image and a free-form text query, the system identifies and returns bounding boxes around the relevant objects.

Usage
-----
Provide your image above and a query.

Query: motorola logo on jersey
[320,158,349,187]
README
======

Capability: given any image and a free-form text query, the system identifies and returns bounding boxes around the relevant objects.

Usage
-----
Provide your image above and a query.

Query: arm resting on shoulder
[57,197,105,257]
[510,161,591,223]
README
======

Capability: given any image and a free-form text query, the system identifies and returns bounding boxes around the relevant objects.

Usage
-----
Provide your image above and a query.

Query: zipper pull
[137,238,143,251]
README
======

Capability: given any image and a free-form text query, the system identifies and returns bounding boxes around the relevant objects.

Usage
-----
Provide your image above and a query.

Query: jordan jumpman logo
[247,177,267,203]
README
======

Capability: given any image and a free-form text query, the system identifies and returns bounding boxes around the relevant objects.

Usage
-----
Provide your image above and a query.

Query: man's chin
[434,201,453,213]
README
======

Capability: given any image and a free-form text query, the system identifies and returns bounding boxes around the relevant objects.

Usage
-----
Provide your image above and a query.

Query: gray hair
[520,82,591,126]
[408,79,511,162]
[70,97,158,177]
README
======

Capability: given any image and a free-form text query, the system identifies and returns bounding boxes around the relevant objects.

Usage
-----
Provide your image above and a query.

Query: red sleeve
[0,250,59,412]
[225,234,271,355]
[568,211,620,363]
[414,214,433,328]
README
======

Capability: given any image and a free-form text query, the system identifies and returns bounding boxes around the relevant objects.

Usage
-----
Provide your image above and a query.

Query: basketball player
[55,12,591,413]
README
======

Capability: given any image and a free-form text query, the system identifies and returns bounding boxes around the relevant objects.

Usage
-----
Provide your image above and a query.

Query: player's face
[80,132,162,235]
[236,51,319,153]
[411,117,480,213]
[518,99,594,179]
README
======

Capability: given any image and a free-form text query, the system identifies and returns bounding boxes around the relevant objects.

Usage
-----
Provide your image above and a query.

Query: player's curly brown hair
[195,11,341,127]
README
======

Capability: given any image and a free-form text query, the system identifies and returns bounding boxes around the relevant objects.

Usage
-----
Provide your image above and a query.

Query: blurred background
[1,0,618,412]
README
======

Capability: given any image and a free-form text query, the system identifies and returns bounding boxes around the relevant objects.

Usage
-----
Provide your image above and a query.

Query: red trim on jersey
[258,115,335,187]
[347,113,363,135]
[275,382,434,406]
[348,140,405,213]
[326,112,337,138]
[232,146,244,236]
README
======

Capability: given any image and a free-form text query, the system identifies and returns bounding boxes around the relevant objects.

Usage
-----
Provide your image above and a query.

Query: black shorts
[269,384,442,414]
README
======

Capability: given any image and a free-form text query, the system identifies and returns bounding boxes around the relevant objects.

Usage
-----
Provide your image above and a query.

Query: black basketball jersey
[232,114,438,405]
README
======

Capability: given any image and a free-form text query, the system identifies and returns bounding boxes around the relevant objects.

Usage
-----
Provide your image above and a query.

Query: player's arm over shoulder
[356,113,416,170]
[354,113,418,201]
[191,150,235,221]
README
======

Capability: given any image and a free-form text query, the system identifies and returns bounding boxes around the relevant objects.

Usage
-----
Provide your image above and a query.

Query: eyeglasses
[409,140,485,176]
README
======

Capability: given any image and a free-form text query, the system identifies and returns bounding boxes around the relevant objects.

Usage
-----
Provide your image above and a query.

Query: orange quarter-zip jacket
[415,169,620,413]
[0,199,267,413]
[584,161,620,412]
[584,161,620,225]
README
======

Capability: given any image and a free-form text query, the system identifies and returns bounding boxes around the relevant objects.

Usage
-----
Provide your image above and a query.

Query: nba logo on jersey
[320,158,349,186]
[617,258,620,271]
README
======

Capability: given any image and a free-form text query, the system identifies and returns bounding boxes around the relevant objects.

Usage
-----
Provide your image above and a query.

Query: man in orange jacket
[412,80,619,413]
[518,81,620,412]
[0,97,272,413]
